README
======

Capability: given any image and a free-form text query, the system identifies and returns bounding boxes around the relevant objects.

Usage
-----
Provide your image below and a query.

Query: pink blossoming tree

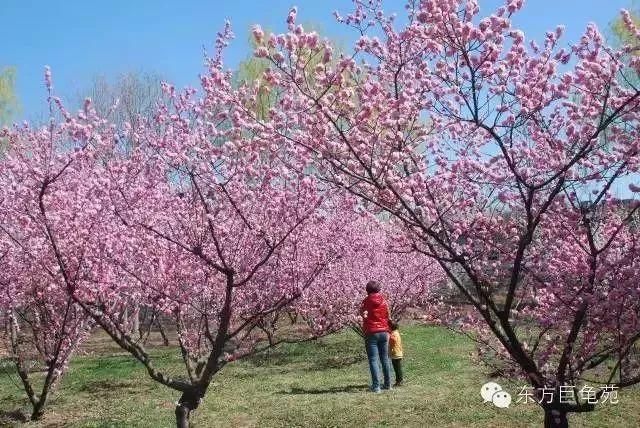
[294,209,443,337]
[245,1,640,426]
[0,85,101,420]
[0,36,433,424]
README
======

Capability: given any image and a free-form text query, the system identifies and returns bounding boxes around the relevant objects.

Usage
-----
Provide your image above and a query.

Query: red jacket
[360,292,390,334]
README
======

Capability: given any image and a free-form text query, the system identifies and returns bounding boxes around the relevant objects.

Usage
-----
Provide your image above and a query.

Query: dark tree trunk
[175,403,191,428]
[287,312,298,324]
[157,319,170,346]
[175,389,200,428]
[30,401,45,421]
[31,376,54,421]
[544,408,568,428]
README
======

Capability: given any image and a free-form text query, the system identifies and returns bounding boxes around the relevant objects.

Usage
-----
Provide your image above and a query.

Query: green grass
[1,325,639,427]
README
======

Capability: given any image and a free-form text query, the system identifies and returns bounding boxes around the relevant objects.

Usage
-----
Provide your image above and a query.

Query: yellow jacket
[389,330,403,359]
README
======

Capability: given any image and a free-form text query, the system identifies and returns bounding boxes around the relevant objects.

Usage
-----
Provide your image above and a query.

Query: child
[388,320,403,386]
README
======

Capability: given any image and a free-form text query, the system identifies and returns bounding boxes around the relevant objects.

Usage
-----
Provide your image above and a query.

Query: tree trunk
[544,408,568,428]
[30,400,45,421]
[157,319,170,346]
[30,374,55,421]
[175,403,191,428]
[131,306,140,335]
[174,390,200,428]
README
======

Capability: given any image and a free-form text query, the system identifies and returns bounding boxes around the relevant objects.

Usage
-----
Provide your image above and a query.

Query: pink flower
[254,47,269,58]
[252,25,264,43]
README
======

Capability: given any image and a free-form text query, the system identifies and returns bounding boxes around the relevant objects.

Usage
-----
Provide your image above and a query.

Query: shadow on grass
[310,354,366,370]
[245,342,366,371]
[245,334,364,368]
[236,353,366,378]
[0,409,28,424]
[280,384,369,395]
[78,379,137,393]
[75,378,154,397]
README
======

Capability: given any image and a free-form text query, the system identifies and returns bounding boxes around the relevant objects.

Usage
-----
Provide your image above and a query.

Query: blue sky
[0,0,633,121]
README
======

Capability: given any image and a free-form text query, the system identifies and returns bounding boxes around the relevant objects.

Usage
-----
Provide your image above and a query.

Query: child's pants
[392,358,403,383]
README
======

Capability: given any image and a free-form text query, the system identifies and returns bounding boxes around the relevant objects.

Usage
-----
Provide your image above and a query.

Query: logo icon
[480,382,512,408]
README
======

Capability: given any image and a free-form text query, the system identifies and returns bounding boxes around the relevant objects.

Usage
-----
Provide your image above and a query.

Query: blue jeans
[365,332,391,390]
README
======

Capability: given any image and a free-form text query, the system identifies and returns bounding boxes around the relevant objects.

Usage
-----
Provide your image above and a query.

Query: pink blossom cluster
[4,0,640,424]
[247,0,640,420]
[0,57,439,422]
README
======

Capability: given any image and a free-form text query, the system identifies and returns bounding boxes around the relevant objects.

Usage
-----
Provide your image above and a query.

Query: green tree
[611,1,640,50]
[234,28,278,120]
[234,24,343,120]
[79,71,163,130]
[77,71,165,153]
[0,66,19,125]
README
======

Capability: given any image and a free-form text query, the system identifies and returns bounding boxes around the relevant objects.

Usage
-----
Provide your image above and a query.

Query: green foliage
[610,1,640,49]
[235,54,273,121]
[0,66,20,126]
[234,23,339,121]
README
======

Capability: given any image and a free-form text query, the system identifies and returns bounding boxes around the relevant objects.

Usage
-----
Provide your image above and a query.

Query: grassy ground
[1,325,639,427]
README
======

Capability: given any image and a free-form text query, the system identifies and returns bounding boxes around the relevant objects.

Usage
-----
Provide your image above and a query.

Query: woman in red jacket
[360,280,391,392]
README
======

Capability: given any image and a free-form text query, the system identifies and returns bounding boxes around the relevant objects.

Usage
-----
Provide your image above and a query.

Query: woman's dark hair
[365,280,381,294]
[389,320,399,330]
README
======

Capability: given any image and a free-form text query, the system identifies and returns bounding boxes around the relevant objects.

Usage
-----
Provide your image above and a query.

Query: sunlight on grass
[1,325,638,427]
